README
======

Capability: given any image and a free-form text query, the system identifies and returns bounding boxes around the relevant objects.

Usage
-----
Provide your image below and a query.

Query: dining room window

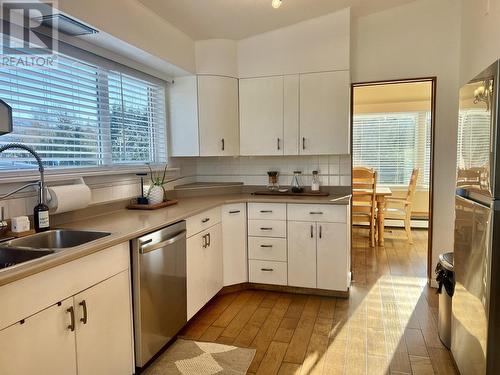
[352,111,431,187]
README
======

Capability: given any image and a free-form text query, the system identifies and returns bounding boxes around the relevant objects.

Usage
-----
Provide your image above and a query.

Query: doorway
[351,78,436,281]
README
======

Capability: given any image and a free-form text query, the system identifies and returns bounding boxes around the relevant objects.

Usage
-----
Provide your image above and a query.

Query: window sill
[0,165,179,184]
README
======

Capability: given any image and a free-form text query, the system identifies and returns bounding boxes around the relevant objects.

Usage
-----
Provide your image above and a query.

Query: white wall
[56,0,196,74]
[352,0,461,282]
[460,0,500,83]
[237,8,350,78]
[195,39,238,77]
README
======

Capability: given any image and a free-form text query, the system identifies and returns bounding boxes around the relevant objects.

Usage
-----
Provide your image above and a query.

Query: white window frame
[0,31,170,181]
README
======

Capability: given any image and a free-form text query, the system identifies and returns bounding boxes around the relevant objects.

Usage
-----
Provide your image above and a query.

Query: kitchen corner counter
[0,193,351,286]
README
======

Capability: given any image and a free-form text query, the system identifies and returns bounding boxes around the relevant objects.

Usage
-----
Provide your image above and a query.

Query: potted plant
[146,164,168,205]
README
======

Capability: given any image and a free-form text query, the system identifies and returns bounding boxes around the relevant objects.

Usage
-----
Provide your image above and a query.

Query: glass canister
[267,171,279,191]
[311,170,320,192]
[291,171,304,193]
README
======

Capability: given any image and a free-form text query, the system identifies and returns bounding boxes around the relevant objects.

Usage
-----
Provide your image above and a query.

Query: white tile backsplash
[173,154,351,188]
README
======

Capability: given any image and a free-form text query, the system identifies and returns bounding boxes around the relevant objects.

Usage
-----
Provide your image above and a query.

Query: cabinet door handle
[207,233,211,247]
[79,300,88,324]
[260,244,273,248]
[309,212,323,215]
[260,227,273,231]
[67,306,75,332]
[310,225,314,238]
[201,218,210,223]
[260,210,273,213]
[277,138,281,150]
[222,138,225,151]
[319,225,322,239]
[229,210,240,214]
[202,234,207,248]
[302,137,306,150]
[261,268,274,272]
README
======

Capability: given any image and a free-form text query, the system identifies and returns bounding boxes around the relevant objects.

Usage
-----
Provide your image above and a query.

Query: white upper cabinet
[239,76,284,156]
[169,76,200,157]
[299,71,350,155]
[283,75,300,155]
[169,75,239,157]
[198,76,239,156]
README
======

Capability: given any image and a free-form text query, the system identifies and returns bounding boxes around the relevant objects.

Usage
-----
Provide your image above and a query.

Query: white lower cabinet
[288,220,349,291]
[74,271,133,375]
[222,204,248,286]
[288,221,317,288]
[0,298,77,375]
[317,222,349,291]
[187,221,223,320]
[0,270,133,375]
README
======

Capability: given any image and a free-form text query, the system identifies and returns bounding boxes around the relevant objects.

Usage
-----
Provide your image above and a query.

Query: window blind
[0,49,167,170]
[353,112,431,186]
[457,109,491,170]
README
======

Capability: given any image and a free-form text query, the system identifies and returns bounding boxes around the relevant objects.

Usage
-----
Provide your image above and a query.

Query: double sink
[0,229,111,270]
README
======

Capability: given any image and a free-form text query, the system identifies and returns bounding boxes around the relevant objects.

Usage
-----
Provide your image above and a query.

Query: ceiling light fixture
[272,0,282,9]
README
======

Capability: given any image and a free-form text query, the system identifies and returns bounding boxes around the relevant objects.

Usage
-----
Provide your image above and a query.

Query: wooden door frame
[350,77,437,284]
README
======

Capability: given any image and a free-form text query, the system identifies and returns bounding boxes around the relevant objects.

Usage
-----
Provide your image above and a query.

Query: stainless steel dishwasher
[131,220,187,368]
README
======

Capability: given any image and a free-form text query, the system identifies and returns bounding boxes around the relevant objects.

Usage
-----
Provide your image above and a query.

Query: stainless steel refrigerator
[453,60,500,375]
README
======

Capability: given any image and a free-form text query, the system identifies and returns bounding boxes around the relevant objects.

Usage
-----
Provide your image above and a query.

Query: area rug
[143,339,256,375]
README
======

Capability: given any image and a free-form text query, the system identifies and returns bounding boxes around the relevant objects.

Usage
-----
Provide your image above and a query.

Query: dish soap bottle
[311,170,320,192]
[34,182,50,232]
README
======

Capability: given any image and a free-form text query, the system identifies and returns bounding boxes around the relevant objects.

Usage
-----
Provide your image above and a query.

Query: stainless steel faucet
[0,143,45,229]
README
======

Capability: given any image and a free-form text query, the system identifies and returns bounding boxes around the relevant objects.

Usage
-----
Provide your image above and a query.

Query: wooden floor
[180,228,458,375]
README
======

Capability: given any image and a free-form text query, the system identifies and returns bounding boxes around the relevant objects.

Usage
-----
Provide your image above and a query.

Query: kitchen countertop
[0,193,351,287]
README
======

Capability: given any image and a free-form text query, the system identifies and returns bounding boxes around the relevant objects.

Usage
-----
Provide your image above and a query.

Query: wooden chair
[384,168,419,244]
[352,167,377,247]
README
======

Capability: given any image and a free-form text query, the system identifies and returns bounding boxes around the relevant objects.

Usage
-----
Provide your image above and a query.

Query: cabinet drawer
[186,206,222,237]
[248,203,286,220]
[287,204,347,223]
[248,237,287,261]
[249,260,287,285]
[248,220,286,238]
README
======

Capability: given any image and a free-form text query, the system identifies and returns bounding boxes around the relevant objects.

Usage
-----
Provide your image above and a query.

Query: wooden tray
[253,190,329,197]
[126,199,178,210]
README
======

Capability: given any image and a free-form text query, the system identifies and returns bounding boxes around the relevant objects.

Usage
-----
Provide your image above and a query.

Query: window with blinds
[353,112,431,186]
[0,51,166,171]
[457,109,491,170]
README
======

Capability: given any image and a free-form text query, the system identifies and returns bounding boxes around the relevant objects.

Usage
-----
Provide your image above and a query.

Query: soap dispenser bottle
[34,182,49,232]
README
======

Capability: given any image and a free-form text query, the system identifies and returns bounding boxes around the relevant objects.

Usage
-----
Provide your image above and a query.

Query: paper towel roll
[47,184,91,214]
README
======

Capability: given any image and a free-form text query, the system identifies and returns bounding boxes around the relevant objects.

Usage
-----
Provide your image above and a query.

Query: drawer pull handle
[260,227,273,231]
[260,210,273,213]
[260,244,273,248]
[229,210,240,214]
[261,268,274,272]
[201,218,210,223]
[79,300,88,324]
[67,306,75,332]
[310,212,324,215]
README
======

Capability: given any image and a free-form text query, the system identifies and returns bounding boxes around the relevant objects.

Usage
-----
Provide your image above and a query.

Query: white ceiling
[137,0,418,41]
